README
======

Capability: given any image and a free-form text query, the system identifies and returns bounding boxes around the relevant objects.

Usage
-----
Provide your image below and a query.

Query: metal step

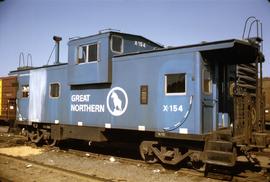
[204,149,236,167]
[205,140,233,152]
[204,129,236,167]
[204,142,236,166]
[212,130,232,141]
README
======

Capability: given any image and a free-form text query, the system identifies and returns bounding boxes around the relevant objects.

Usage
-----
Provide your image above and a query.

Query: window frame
[77,42,100,64]
[49,82,61,99]
[21,85,29,98]
[110,35,124,54]
[202,68,212,95]
[164,73,187,96]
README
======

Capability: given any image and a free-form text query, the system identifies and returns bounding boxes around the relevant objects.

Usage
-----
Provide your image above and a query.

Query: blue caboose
[8,31,264,166]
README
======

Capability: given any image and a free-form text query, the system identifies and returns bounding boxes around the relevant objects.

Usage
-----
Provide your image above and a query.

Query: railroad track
[62,148,209,178]
[0,132,268,182]
[0,152,111,182]
[74,147,270,181]
[43,144,210,179]
[0,144,205,182]
[66,148,156,168]
[61,148,257,181]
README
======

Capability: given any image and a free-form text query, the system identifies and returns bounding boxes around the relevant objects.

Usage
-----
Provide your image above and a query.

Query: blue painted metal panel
[65,50,201,134]
[68,32,161,85]
[12,47,204,135]
[44,65,69,124]
[8,33,259,138]
[12,65,69,125]
[113,34,161,55]
[68,34,110,85]
[194,52,202,134]
[111,50,199,134]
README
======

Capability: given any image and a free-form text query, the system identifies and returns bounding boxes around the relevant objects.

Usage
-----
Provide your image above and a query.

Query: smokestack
[53,36,62,64]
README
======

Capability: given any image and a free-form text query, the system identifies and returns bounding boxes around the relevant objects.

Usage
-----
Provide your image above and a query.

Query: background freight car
[0,76,17,122]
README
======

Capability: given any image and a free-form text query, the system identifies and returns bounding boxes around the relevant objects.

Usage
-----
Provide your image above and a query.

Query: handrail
[19,52,25,68]
[242,16,256,39]
[27,53,33,67]
[248,19,259,39]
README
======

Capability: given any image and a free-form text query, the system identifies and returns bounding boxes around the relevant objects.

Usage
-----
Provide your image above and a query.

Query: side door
[7,98,16,120]
[202,63,215,133]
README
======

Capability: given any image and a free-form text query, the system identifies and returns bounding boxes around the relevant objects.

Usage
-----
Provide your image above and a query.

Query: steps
[204,130,236,167]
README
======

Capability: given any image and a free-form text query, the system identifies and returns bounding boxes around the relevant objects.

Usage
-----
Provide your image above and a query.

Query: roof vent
[53,36,62,65]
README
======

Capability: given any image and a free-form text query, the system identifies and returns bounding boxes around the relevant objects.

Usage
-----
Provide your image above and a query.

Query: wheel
[28,130,44,144]
[192,161,205,172]
[45,139,58,147]
[139,141,158,163]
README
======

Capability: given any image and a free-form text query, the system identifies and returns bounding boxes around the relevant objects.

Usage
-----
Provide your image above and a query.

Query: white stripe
[105,123,111,129]
[184,111,189,118]
[55,120,59,124]
[138,125,145,131]
[78,121,83,126]
[179,128,188,134]
[32,119,40,122]
[189,96,193,105]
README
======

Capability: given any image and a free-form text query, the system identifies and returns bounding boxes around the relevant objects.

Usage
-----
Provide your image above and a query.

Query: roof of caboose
[68,31,163,48]
[9,62,68,75]
[115,39,263,64]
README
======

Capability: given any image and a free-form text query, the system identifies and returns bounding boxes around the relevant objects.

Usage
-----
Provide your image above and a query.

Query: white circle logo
[106,87,128,116]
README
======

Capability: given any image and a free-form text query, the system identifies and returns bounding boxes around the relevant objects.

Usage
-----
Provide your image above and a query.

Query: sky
[0,0,270,77]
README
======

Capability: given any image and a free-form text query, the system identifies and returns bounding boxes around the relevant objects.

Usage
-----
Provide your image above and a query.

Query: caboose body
[1,31,267,168]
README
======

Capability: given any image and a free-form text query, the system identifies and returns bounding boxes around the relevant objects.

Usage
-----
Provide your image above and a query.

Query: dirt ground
[0,131,269,182]
[0,155,99,182]
[0,146,43,156]
[0,146,217,182]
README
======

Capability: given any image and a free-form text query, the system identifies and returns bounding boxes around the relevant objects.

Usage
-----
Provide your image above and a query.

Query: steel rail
[0,152,110,182]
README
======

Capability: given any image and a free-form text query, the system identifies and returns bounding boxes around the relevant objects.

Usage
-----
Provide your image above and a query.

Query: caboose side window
[203,69,212,94]
[140,85,148,104]
[78,45,87,63]
[88,44,98,62]
[50,83,60,98]
[22,85,29,98]
[77,43,99,63]
[111,35,123,53]
[165,74,186,95]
